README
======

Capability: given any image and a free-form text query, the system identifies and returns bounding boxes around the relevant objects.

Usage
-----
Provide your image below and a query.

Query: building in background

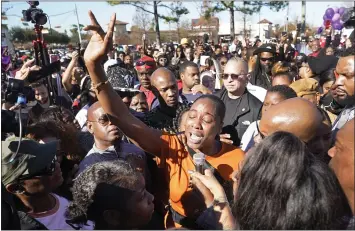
[218,18,273,43]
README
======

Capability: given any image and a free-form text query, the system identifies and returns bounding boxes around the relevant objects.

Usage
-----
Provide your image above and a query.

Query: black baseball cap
[2,137,58,185]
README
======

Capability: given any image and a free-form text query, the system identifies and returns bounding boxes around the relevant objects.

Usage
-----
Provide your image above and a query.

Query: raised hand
[83,11,116,65]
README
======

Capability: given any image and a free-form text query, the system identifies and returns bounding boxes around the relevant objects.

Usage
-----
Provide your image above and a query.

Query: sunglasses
[222,73,248,80]
[260,57,274,62]
[87,113,114,126]
[18,156,57,181]
[136,60,156,67]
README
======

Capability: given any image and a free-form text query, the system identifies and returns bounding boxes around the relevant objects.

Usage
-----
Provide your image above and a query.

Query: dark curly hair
[233,131,352,229]
[38,106,86,162]
[267,85,297,100]
[66,160,141,230]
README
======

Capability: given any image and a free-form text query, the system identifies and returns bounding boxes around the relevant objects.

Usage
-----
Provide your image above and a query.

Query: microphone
[193,153,205,174]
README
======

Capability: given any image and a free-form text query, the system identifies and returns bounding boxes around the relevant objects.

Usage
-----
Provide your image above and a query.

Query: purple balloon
[333,7,339,13]
[332,13,341,22]
[340,20,344,25]
[339,7,346,15]
[325,8,335,19]
[317,27,323,34]
[323,14,329,21]
[333,22,343,30]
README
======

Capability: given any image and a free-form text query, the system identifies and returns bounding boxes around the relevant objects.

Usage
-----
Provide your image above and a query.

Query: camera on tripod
[22,1,47,25]
[4,79,35,105]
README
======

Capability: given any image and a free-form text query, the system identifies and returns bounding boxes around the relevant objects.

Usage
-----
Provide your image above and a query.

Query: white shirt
[240,120,260,152]
[247,83,267,102]
[33,194,94,230]
[75,104,90,130]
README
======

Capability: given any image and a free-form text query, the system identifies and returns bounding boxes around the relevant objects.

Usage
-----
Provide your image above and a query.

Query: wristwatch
[212,197,229,207]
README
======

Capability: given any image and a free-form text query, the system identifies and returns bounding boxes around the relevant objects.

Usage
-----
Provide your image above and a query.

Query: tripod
[32,24,57,105]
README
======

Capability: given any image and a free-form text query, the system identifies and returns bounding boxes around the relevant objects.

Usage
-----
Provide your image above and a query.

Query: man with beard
[143,68,186,133]
[331,49,355,138]
[249,44,277,89]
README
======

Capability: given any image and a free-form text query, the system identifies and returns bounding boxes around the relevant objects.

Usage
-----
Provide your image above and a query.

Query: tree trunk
[229,7,235,41]
[153,1,161,48]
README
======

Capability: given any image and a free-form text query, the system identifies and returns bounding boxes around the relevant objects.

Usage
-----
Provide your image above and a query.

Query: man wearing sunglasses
[77,101,146,176]
[134,56,157,108]
[2,137,86,230]
[249,44,277,90]
[215,58,262,146]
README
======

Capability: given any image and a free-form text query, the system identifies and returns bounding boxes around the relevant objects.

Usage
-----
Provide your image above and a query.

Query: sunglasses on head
[222,73,248,80]
[260,57,274,62]
[136,60,156,67]
[17,156,57,181]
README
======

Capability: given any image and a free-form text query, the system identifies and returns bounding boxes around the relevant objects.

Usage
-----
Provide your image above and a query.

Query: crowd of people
[1,9,355,230]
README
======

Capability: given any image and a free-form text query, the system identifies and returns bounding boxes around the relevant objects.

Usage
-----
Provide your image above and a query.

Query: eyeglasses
[136,60,156,67]
[87,113,114,126]
[17,156,57,181]
[222,73,248,80]
[260,57,274,62]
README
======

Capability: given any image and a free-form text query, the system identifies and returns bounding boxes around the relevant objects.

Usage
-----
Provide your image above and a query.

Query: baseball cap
[253,43,276,55]
[289,78,320,97]
[307,56,338,76]
[2,137,58,186]
[180,38,189,45]
[135,56,157,71]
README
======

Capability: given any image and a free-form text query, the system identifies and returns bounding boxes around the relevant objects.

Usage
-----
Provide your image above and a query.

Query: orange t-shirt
[156,134,245,218]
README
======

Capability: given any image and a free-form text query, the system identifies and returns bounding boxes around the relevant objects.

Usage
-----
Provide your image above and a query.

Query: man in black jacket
[249,44,277,89]
[214,58,262,146]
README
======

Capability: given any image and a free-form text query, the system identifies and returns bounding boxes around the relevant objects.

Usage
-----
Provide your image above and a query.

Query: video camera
[4,79,35,105]
[4,60,61,105]
[22,1,47,25]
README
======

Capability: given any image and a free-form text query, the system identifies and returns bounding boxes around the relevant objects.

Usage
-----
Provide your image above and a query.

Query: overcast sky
[2,1,352,34]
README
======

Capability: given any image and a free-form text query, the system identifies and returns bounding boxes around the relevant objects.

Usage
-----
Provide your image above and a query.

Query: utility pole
[301,1,306,34]
[286,3,289,32]
[74,4,82,44]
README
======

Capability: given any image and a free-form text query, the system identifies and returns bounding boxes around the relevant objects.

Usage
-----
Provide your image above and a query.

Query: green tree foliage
[9,26,70,44]
[107,1,189,47]
[205,1,288,40]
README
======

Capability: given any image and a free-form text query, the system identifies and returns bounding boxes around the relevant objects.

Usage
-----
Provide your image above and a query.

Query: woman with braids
[66,160,154,230]
[81,11,244,229]
[190,131,352,229]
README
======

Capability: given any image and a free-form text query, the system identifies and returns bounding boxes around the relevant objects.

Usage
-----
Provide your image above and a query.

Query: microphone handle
[195,164,204,174]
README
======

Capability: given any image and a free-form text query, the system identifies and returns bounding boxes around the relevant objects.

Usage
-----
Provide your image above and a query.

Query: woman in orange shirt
[82,11,244,229]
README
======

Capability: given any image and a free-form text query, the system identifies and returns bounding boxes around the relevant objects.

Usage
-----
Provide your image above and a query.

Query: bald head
[224,57,248,73]
[259,98,322,142]
[87,101,102,121]
[150,67,179,107]
[150,68,176,87]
